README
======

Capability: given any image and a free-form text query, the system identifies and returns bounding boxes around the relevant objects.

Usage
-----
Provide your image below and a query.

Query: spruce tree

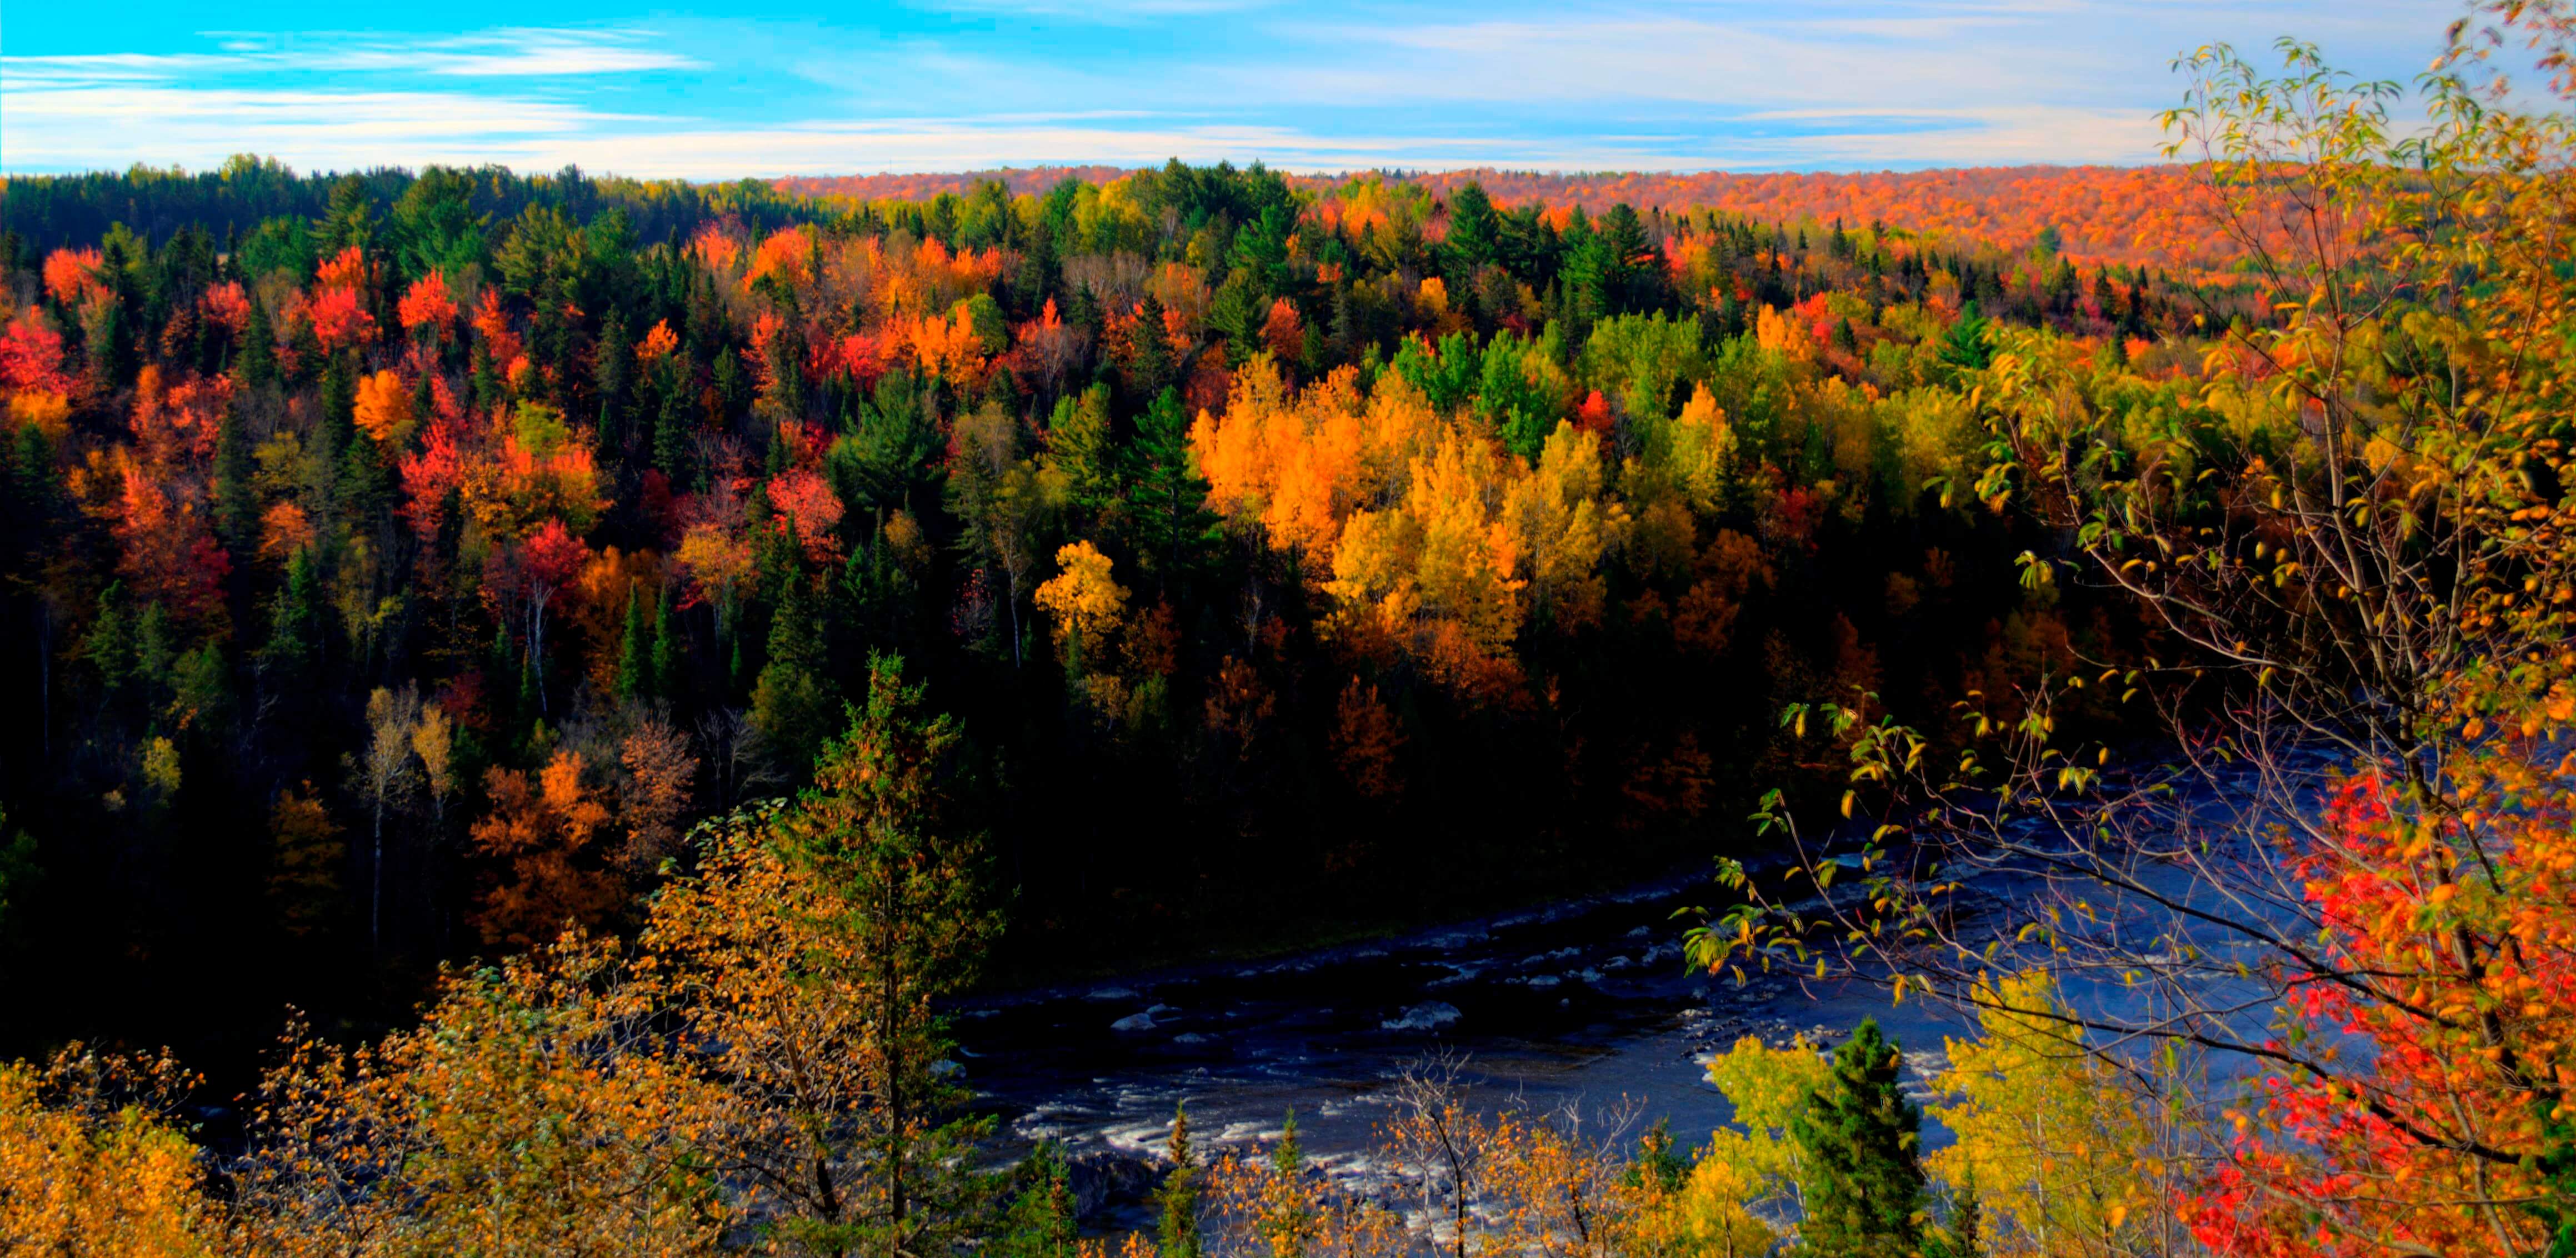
[751,560,838,775]
[999,1141,1078,1258]
[212,402,257,553]
[1126,293,1173,400]
[649,582,679,699]
[616,583,650,703]
[1124,387,1217,592]
[654,371,694,487]
[1159,1104,1203,1258]
[1792,1018,1927,1258]
[1263,1109,1314,1258]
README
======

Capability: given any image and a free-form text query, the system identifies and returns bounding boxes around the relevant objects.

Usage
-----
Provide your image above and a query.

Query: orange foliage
[127,366,232,467]
[473,290,521,367]
[307,286,375,354]
[634,319,678,365]
[889,306,988,389]
[42,248,108,306]
[200,281,252,336]
[689,223,742,274]
[469,752,621,947]
[1260,298,1306,362]
[108,454,231,625]
[261,501,316,560]
[315,246,368,289]
[744,227,814,291]
[353,371,416,449]
[397,271,458,337]
[399,419,466,539]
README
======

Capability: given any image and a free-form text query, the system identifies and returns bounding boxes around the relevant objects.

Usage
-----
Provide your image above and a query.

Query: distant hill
[780,164,2216,269]
[776,166,1138,202]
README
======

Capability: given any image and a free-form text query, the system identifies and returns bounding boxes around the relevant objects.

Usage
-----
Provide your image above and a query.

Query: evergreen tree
[213,400,257,553]
[316,174,378,259]
[1939,301,1994,373]
[86,581,135,697]
[649,582,680,699]
[1124,387,1217,592]
[261,551,322,680]
[777,653,1001,1251]
[1159,1104,1203,1258]
[1042,384,1118,517]
[750,561,838,776]
[595,309,632,459]
[1262,1109,1314,1258]
[998,1141,1078,1258]
[1792,1018,1927,1258]
[1126,293,1174,400]
[616,583,650,703]
[239,297,278,388]
[1630,1117,1689,1195]
[1443,181,1498,276]
[654,365,694,487]
[1594,202,1652,314]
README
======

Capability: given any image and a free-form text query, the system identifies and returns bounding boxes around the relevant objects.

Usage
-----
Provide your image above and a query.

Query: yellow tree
[1928,973,2187,1257]
[233,940,729,1256]
[0,1047,216,1257]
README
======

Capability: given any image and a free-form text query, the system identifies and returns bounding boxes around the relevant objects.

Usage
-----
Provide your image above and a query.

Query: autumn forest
[14,4,2576,1255]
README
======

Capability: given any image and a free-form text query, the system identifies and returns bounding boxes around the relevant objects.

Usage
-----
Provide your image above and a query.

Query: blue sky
[1,1,2453,178]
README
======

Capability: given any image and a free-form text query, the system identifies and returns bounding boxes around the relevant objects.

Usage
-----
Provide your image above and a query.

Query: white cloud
[0,27,698,89]
[890,0,1273,19]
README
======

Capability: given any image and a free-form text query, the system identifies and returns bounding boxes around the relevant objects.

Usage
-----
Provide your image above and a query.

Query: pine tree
[750,562,838,776]
[595,309,632,460]
[616,583,650,703]
[1792,1018,1927,1258]
[1263,1109,1315,1258]
[999,1141,1078,1258]
[654,370,694,487]
[239,297,277,387]
[778,652,1001,1247]
[649,582,679,699]
[1444,182,1498,276]
[1159,1104,1203,1258]
[1124,387,1217,592]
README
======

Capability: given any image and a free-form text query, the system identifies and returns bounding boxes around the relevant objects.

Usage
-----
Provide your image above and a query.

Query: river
[949,862,1995,1221]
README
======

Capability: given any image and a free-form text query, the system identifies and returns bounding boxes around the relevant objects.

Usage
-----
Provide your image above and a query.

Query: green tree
[1159,1104,1203,1258]
[1444,182,1498,276]
[649,582,681,699]
[751,566,838,776]
[1792,1019,1926,1258]
[998,1141,1078,1258]
[1123,387,1217,591]
[616,583,651,703]
[777,653,1001,1255]
[1041,384,1118,517]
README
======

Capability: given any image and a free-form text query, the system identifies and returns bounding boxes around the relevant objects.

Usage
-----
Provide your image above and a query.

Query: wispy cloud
[894,0,1274,19]
[1,27,697,89]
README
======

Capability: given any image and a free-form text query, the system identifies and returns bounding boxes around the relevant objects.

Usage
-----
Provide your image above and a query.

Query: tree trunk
[371,793,384,955]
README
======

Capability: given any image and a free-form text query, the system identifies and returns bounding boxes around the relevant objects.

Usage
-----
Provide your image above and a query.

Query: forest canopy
[19,8,2576,1250]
